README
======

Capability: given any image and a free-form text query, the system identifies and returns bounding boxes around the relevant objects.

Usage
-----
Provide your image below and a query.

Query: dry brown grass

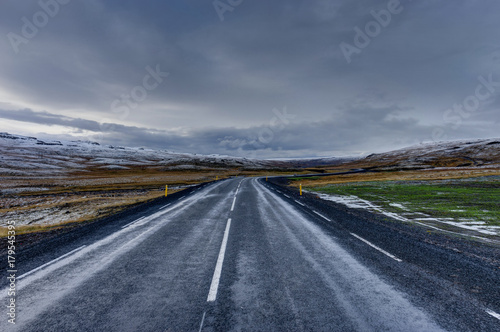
[0,166,302,236]
[0,166,239,236]
[0,221,79,238]
[290,168,500,188]
[0,189,174,236]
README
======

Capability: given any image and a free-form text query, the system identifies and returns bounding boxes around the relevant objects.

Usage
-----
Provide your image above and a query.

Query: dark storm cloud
[0,107,457,158]
[0,108,102,132]
[0,0,499,157]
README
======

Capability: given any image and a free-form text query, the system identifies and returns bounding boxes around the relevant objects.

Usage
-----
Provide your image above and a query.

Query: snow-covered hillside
[0,132,286,176]
[359,138,500,170]
[1,133,499,176]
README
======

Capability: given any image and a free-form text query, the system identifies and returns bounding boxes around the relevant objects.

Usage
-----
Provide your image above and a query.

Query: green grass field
[311,176,500,226]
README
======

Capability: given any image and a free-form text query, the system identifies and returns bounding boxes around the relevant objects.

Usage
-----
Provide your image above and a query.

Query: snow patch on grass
[316,193,499,237]
[389,203,408,210]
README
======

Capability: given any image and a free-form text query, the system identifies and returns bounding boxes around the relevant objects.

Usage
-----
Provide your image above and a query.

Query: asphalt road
[1,177,499,331]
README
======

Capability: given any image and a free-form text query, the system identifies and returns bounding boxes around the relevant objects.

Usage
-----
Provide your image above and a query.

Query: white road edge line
[159,203,171,210]
[350,233,402,262]
[294,200,305,206]
[121,217,146,229]
[1,194,201,297]
[284,194,291,198]
[198,311,207,332]
[18,245,87,280]
[120,223,133,229]
[486,309,500,321]
[207,218,232,302]
[230,196,237,211]
[313,210,331,221]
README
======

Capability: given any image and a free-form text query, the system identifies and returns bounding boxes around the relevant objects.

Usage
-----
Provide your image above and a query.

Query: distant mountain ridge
[353,138,500,171]
[1,133,498,175]
[0,132,292,176]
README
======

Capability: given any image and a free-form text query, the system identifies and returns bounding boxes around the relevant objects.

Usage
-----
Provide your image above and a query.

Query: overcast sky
[0,0,499,158]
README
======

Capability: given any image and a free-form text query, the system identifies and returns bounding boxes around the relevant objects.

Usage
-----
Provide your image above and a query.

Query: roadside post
[165,185,168,197]
[300,184,302,196]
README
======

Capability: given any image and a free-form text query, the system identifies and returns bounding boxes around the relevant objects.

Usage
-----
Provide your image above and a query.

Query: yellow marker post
[216,176,218,181]
[266,176,268,181]
[300,184,302,196]
[165,185,168,197]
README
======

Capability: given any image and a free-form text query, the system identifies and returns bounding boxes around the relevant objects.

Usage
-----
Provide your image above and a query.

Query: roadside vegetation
[292,168,500,186]
[291,169,500,237]
[311,177,500,226]
[0,167,302,236]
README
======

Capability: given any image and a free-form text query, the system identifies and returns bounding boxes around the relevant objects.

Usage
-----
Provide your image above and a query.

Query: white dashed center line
[350,233,402,262]
[486,309,500,321]
[230,196,237,211]
[312,210,331,221]
[207,218,232,302]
